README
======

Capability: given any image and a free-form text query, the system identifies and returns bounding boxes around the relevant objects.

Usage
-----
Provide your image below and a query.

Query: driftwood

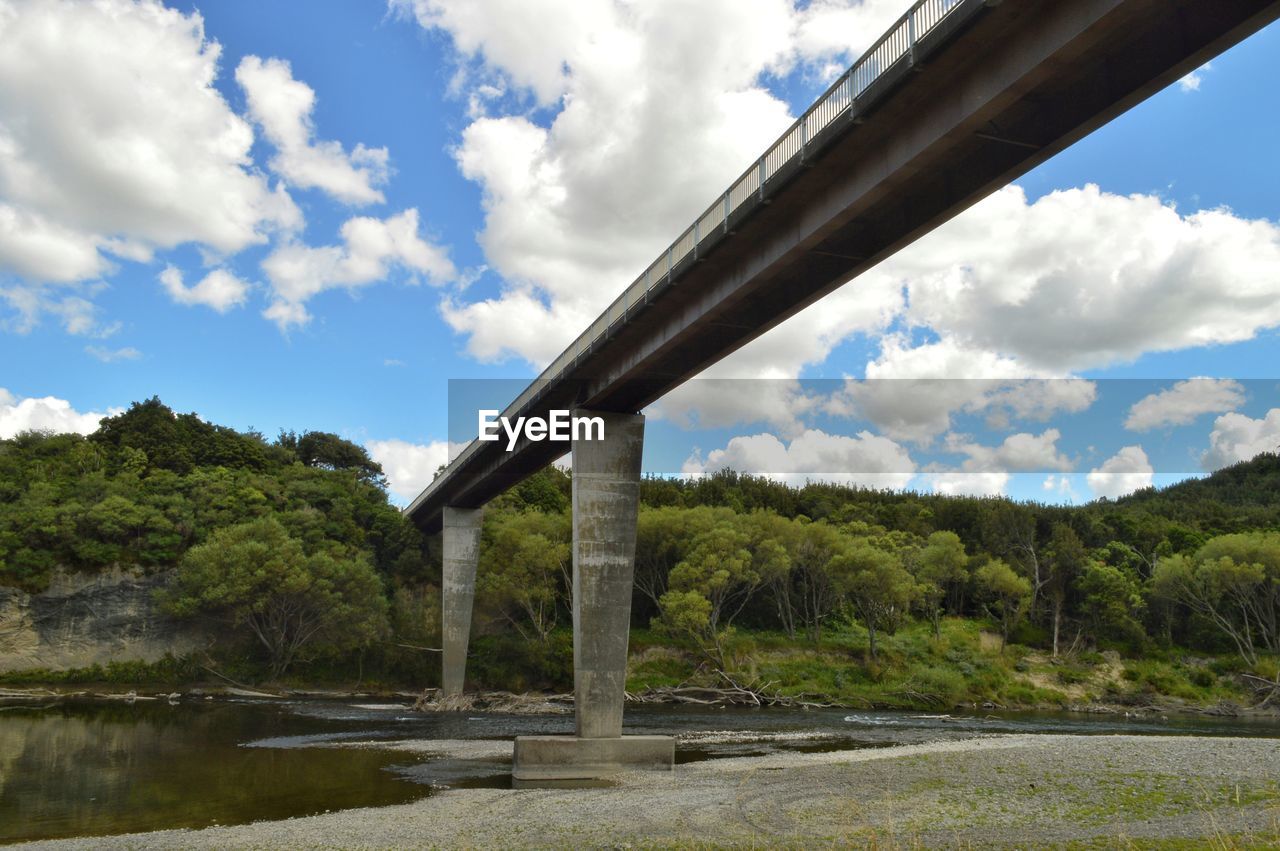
[1241,673,1280,709]
[413,689,573,714]
[411,671,855,714]
[626,671,856,710]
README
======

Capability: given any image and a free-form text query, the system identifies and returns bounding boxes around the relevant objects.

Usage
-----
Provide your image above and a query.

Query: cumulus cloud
[649,379,821,440]
[236,56,390,206]
[396,0,824,366]
[826,343,1097,444]
[1124,378,1245,432]
[159,266,251,313]
[0,388,119,438]
[1088,445,1154,500]
[1202,408,1280,470]
[923,471,1010,498]
[892,185,1280,372]
[261,209,455,329]
[946,429,1074,474]
[681,428,915,489]
[0,0,300,291]
[366,437,453,502]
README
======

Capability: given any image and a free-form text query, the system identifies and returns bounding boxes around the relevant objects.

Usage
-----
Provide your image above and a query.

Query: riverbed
[4,698,1280,847]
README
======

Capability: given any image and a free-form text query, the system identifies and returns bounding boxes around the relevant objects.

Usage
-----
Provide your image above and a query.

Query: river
[3,697,1278,845]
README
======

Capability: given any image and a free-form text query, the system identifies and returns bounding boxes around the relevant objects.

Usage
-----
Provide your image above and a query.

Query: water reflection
[0,700,427,845]
[3,698,1279,845]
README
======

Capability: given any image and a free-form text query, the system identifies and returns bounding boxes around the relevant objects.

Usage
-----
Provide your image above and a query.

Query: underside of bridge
[420,0,1280,781]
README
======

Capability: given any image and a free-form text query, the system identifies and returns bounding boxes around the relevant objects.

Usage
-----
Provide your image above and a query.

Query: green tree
[282,430,386,487]
[476,510,571,642]
[785,520,849,642]
[913,530,969,639]
[1076,559,1146,647]
[162,517,388,678]
[975,558,1032,652]
[832,540,917,661]
[1044,523,1087,657]
[1152,532,1280,664]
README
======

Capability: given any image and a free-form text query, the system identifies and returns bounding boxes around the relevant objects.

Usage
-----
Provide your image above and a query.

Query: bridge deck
[408,0,1280,532]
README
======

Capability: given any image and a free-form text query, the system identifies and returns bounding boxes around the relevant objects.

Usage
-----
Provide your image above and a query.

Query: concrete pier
[513,409,674,781]
[441,505,483,697]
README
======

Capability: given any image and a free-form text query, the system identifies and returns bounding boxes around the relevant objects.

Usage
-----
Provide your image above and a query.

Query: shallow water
[3,697,1279,845]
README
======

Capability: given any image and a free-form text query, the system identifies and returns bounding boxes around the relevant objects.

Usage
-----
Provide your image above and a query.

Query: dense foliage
[3,398,1278,702]
[0,398,432,678]
[471,459,1280,694]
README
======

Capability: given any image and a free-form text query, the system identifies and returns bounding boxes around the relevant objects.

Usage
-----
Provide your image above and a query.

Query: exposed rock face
[0,568,208,672]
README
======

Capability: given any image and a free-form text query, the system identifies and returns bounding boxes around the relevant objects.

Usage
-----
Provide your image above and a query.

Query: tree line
[2,398,1278,686]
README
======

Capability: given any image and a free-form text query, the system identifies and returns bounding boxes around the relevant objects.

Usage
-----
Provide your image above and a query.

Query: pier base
[512,735,674,782]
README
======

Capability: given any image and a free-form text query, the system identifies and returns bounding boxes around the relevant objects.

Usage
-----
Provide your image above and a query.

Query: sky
[2,0,1279,506]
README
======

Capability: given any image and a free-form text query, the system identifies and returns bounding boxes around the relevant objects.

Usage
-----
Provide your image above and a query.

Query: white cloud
[1202,408,1280,470]
[2,284,126,339]
[1179,62,1211,92]
[236,56,390,206]
[924,471,1010,498]
[85,345,141,363]
[398,0,827,367]
[1087,445,1154,500]
[159,266,251,313]
[366,437,452,502]
[0,0,299,291]
[826,341,1097,443]
[895,185,1280,372]
[648,379,820,440]
[681,428,915,489]
[1124,378,1245,432]
[0,388,120,438]
[1043,474,1078,501]
[946,429,1074,473]
[261,209,455,329]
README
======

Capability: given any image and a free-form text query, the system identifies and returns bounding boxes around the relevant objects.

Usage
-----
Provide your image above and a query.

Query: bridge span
[406,0,1280,781]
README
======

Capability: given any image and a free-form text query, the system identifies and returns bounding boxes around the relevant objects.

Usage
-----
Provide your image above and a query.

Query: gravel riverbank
[17,734,1280,849]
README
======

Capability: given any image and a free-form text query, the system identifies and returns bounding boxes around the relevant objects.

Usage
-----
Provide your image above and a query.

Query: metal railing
[416,0,969,511]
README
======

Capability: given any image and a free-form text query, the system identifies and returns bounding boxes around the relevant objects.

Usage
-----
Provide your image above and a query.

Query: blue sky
[2,0,1278,505]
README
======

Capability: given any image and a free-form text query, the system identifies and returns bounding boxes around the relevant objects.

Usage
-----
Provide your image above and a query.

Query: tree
[1076,559,1145,647]
[975,558,1032,652]
[656,513,779,665]
[633,506,726,609]
[832,540,917,661]
[981,502,1045,609]
[476,510,571,642]
[1044,524,1087,657]
[785,520,849,642]
[162,517,389,678]
[913,530,969,639]
[282,430,387,487]
[1152,532,1280,665]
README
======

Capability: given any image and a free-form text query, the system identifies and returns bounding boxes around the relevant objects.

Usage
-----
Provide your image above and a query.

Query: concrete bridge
[407,0,1280,781]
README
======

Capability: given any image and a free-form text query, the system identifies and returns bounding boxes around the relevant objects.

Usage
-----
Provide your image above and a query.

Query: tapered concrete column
[441,505,483,697]
[512,409,673,781]
[572,409,644,739]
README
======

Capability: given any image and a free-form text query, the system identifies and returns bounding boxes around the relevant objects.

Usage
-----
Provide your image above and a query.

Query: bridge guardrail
[414,0,972,514]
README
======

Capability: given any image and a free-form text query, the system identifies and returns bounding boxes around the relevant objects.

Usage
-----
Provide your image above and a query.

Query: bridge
[407,0,1280,781]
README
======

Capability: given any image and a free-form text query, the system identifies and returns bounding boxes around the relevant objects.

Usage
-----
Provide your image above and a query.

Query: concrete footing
[512,735,675,782]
